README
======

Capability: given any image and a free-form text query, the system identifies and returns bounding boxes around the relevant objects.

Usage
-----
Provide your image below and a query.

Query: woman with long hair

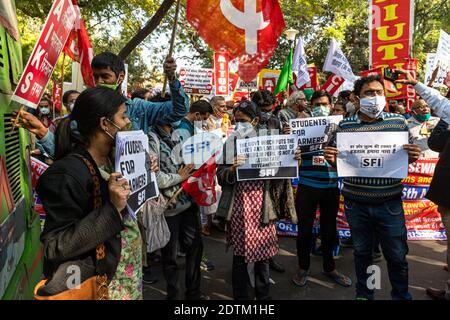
[35,87,143,300]
[216,100,298,300]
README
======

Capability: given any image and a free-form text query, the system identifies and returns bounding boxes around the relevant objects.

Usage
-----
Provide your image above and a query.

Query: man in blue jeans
[324,74,421,300]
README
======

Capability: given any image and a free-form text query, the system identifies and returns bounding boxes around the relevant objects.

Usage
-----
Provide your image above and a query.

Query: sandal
[292,269,310,287]
[322,271,352,287]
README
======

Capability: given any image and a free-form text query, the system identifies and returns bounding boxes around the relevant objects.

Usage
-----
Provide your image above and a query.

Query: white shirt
[407,116,440,158]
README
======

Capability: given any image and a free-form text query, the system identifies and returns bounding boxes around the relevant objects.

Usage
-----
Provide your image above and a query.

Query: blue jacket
[36,80,189,158]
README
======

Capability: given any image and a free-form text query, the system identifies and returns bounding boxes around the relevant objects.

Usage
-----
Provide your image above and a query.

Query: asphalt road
[143,229,448,300]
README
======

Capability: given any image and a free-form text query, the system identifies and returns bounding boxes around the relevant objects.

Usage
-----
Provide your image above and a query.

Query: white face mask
[40,107,50,115]
[68,102,75,112]
[359,96,386,118]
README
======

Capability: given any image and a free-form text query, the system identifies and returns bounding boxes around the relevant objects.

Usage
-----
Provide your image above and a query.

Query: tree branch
[118,0,175,60]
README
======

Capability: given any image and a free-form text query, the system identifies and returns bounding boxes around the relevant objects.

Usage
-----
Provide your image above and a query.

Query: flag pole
[161,0,181,98]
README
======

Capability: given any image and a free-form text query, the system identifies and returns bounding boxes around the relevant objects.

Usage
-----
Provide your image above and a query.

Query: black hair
[190,100,213,114]
[39,97,52,105]
[149,93,171,102]
[91,52,125,77]
[62,90,80,104]
[353,74,384,97]
[233,100,261,120]
[131,88,150,100]
[338,90,352,100]
[311,90,332,105]
[54,87,127,161]
[251,90,275,109]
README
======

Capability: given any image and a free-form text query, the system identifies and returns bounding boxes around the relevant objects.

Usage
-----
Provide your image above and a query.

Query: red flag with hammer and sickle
[187,0,285,83]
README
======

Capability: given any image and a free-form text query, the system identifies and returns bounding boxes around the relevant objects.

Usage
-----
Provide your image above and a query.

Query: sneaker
[292,269,310,287]
[200,257,215,271]
[142,268,158,285]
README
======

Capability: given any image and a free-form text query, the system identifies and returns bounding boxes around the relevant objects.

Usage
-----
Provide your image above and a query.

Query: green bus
[0,0,43,300]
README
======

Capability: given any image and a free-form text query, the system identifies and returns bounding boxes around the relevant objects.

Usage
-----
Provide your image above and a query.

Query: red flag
[52,80,62,111]
[187,0,285,83]
[182,155,217,206]
[320,74,345,96]
[63,0,95,87]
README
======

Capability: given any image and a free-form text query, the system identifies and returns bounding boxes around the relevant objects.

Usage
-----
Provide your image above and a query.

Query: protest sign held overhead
[11,0,76,109]
[179,67,214,95]
[290,115,342,153]
[187,0,285,83]
[435,29,450,71]
[236,135,299,181]
[336,131,409,179]
[115,131,159,218]
[424,53,449,88]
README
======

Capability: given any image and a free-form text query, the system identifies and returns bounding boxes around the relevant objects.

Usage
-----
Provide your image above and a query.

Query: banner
[258,69,281,93]
[30,157,49,220]
[278,159,446,241]
[290,115,342,153]
[187,0,285,83]
[179,67,213,95]
[236,135,299,181]
[11,0,76,109]
[320,74,345,96]
[229,72,240,93]
[214,52,230,96]
[115,131,159,218]
[336,131,409,179]
[425,53,449,88]
[369,0,414,100]
[323,38,357,82]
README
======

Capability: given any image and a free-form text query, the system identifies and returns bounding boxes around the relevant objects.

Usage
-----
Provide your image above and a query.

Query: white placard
[115,131,159,218]
[179,67,213,94]
[336,132,409,178]
[181,132,223,169]
[236,135,299,181]
[290,115,342,153]
[435,29,450,70]
[424,53,448,88]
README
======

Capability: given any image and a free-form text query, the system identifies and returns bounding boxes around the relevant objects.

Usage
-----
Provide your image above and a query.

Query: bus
[0,0,43,300]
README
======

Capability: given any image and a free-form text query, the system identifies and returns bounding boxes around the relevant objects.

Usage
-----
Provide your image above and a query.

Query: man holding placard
[325,74,421,300]
[290,90,352,288]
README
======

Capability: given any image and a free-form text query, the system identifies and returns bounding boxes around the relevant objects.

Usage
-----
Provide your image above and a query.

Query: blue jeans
[344,198,412,300]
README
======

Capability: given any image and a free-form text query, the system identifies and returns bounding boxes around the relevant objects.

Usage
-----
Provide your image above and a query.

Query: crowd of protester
[12,51,450,301]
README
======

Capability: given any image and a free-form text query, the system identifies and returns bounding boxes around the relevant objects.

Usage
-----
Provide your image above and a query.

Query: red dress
[230,180,278,263]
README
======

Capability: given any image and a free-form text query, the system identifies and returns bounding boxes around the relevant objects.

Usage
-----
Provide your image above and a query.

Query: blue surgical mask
[40,107,50,115]
[312,106,331,117]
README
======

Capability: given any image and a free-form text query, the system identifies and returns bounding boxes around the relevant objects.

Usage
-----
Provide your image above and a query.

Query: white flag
[292,36,310,88]
[323,38,357,82]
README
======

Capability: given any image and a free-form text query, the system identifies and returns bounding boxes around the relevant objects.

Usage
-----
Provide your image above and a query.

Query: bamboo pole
[161,0,181,98]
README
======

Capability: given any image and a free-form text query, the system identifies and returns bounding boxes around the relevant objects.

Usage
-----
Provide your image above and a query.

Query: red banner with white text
[214,52,230,96]
[11,0,76,109]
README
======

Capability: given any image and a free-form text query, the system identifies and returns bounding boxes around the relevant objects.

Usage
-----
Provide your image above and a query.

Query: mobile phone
[384,68,399,81]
